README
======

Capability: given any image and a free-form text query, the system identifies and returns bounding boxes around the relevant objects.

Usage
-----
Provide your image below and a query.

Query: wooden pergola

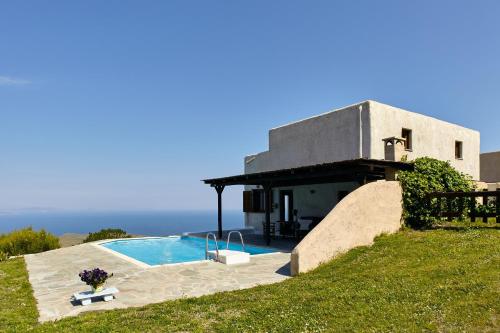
[203,158,413,245]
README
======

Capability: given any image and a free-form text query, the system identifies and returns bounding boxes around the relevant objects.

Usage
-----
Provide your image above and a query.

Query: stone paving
[24,242,291,322]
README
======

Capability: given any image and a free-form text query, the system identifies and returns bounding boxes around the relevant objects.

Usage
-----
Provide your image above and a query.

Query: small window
[401,128,412,150]
[455,141,463,159]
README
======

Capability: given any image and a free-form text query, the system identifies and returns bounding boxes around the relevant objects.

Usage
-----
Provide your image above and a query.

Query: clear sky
[1,1,499,212]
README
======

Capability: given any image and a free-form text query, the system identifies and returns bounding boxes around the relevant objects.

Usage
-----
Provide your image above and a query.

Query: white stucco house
[204,100,480,242]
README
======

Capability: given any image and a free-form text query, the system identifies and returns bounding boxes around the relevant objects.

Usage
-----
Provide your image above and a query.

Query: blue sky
[1,1,499,212]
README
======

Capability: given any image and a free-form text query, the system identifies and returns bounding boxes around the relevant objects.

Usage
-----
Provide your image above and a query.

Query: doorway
[279,190,294,222]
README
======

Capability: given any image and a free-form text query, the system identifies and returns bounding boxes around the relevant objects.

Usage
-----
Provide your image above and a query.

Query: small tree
[398,157,474,229]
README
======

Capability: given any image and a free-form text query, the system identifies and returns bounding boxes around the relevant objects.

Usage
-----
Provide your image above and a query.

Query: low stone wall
[475,181,500,191]
[290,180,403,276]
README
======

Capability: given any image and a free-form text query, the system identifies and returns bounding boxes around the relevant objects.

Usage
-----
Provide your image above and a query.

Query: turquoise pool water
[101,236,276,265]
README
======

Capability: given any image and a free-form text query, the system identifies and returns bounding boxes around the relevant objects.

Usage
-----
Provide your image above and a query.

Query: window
[401,128,412,150]
[252,189,265,212]
[243,191,252,212]
[243,189,273,212]
[279,190,293,222]
[283,195,289,221]
[455,141,463,159]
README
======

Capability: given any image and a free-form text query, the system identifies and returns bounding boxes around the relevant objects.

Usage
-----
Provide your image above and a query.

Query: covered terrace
[203,158,412,245]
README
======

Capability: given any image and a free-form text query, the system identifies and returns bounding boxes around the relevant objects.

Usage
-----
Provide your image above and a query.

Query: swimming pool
[100,236,277,266]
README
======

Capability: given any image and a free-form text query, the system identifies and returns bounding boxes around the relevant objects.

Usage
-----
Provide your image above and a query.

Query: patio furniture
[73,287,119,306]
[262,221,276,239]
[277,220,300,239]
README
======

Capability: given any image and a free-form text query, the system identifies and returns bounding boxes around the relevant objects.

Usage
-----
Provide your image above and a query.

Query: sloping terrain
[1,228,498,332]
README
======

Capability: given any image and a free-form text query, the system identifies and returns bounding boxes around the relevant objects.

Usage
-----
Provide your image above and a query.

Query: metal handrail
[226,231,245,253]
[205,232,219,260]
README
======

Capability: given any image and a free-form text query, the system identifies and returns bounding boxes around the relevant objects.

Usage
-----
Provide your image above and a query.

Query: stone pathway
[24,242,291,322]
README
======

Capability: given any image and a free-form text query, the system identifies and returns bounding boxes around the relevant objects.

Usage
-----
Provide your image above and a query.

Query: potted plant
[79,268,113,293]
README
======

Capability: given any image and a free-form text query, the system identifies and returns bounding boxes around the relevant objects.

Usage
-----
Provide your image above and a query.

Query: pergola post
[263,183,272,246]
[214,184,225,239]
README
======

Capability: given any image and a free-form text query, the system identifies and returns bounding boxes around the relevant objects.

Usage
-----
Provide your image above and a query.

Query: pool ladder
[226,231,245,253]
[205,233,219,260]
[205,231,246,261]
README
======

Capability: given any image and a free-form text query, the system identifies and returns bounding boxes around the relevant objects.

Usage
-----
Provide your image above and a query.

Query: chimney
[382,137,406,161]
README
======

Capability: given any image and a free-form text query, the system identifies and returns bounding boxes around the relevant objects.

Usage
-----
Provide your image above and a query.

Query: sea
[0,211,245,236]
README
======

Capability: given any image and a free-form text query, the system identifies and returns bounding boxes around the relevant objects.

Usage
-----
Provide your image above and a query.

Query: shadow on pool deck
[275,262,291,276]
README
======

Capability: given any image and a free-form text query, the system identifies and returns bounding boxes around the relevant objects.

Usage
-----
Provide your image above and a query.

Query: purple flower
[78,268,113,288]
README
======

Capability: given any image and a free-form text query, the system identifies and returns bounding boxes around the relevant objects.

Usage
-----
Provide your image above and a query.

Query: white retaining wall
[290,180,403,276]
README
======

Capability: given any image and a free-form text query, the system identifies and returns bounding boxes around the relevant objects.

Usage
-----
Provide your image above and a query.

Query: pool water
[101,236,276,265]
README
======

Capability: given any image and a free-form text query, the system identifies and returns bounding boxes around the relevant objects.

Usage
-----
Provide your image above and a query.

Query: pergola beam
[203,159,411,187]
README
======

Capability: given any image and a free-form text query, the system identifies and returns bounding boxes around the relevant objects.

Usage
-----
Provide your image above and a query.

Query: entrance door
[279,190,294,222]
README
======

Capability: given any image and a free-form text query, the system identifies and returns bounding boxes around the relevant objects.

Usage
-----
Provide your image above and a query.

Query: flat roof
[203,158,413,187]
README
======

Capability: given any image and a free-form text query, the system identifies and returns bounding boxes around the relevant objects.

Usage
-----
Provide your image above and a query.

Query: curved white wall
[290,180,403,276]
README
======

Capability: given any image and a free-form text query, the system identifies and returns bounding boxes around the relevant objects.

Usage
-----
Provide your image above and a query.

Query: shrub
[83,228,131,243]
[398,157,474,229]
[476,201,496,216]
[0,227,60,257]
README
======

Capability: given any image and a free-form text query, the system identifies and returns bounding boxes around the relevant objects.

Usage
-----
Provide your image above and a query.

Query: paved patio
[25,242,291,322]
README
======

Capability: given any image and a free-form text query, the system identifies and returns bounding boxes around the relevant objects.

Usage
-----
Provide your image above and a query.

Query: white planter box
[73,287,119,306]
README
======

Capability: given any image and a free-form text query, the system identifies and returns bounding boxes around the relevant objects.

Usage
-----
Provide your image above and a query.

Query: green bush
[83,228,131,243]
[476,201,496,215]
[398,157,474,229]
[0,227,60,258]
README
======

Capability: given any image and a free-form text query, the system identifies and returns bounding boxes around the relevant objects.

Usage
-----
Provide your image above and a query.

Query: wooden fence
[428,189,500,223]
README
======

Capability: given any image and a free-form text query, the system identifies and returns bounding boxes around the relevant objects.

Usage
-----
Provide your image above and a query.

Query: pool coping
[92,236,286,269]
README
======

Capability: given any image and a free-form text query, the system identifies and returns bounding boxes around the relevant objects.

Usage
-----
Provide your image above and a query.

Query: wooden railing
[428,189,500,223]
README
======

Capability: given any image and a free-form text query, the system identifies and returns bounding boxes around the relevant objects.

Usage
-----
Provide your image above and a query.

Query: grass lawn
[0,256,38,332]
[1,228,499,332]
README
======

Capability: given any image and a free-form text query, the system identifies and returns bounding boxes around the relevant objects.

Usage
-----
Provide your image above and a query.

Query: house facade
[480,151,500,191]
[243,100,480,234]
[480,151,500,183]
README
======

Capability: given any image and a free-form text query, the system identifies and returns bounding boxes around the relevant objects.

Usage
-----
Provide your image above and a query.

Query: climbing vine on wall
[398,157,474,229]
